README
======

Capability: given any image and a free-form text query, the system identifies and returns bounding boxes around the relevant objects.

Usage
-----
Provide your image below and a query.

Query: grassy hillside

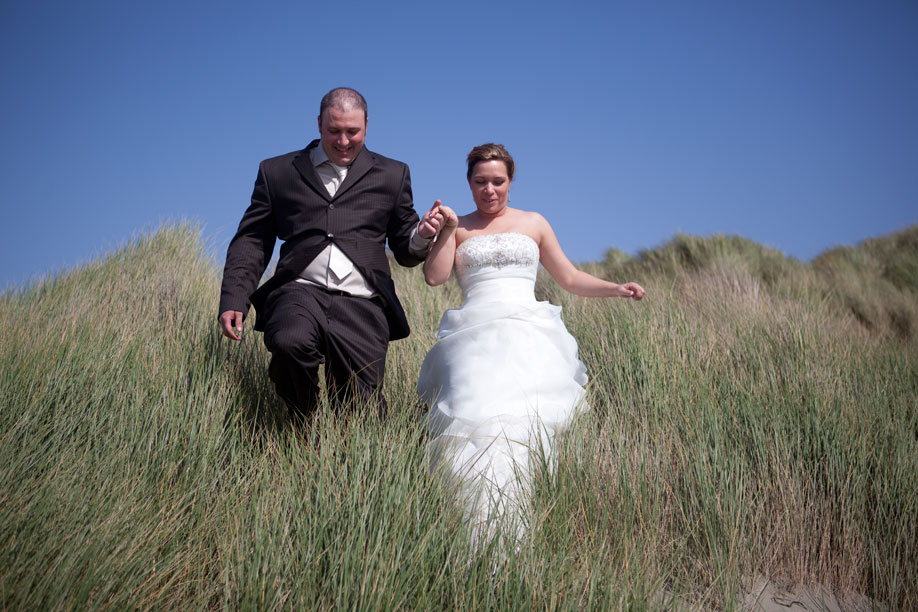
[1,223,915,610]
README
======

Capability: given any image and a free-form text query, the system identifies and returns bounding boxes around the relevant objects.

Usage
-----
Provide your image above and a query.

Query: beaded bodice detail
[453,233,540,304]
[455,233,539,270]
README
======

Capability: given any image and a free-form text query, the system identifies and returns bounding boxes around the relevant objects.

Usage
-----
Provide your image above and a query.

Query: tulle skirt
[418,297,589,543]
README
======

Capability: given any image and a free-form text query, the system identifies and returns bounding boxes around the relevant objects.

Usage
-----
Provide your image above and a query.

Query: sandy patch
[741,576,878,612]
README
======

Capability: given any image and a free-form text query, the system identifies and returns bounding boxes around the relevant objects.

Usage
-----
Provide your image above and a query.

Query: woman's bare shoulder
[511,210,551,243]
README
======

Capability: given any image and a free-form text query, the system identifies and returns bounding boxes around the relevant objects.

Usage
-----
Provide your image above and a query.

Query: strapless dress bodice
[454,232,540,305]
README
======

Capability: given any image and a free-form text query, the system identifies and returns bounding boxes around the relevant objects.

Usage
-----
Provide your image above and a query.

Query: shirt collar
[310,144,350,177]
[310,144,330,167]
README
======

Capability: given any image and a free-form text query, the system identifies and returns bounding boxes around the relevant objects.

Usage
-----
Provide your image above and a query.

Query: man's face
[318,106,367,166]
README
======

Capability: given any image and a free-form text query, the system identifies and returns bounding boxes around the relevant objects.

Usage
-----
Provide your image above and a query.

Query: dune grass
[1,223,915,610]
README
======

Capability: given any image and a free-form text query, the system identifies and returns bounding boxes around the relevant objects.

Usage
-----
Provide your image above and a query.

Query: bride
[417,143,644,545]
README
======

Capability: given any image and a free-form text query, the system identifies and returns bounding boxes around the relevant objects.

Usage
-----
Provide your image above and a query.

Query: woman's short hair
[466,143,515,181]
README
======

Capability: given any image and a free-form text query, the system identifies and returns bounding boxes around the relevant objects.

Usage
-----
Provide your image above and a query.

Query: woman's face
[468,160,511,217]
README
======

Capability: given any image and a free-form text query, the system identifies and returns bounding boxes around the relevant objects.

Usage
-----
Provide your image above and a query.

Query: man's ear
[317,114,322,133]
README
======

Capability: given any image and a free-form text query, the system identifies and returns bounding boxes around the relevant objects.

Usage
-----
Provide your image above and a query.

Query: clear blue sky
[2,1,916,291]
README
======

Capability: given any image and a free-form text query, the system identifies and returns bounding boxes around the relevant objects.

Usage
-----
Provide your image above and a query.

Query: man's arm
[219,163,277,329]
[385,164,427,267]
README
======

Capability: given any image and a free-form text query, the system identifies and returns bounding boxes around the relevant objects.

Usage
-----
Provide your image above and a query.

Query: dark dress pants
[261,281,390,420]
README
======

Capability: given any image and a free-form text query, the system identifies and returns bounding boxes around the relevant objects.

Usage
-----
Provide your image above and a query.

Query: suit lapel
[334,146,373,200]
[292,141,332,202]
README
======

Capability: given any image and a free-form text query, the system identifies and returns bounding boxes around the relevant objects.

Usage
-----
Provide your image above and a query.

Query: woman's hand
[419,200,458,238]
[439,203,459,229]
[620,282,645,300]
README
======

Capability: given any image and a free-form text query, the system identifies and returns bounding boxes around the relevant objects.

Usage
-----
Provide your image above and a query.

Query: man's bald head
[319,87,368,124]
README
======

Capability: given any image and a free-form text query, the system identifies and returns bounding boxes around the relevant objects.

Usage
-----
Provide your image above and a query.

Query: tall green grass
[1,223,915,610]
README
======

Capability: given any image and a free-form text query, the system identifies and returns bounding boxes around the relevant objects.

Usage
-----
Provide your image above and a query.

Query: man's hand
[219,310,244,340]
[418,200,459,239]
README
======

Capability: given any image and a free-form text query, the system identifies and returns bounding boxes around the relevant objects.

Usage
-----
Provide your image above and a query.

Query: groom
[219,87,445,419]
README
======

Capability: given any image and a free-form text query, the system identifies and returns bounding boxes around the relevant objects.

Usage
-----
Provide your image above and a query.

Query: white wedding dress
[417,232,589,544]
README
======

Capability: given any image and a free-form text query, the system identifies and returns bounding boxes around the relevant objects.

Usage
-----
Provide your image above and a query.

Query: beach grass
[1,222,915,610]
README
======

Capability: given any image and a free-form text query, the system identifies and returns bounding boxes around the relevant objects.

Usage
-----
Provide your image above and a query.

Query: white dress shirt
[297,146,431,297]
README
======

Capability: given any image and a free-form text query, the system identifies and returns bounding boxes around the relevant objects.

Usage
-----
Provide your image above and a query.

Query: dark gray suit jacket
[219,141,423,339]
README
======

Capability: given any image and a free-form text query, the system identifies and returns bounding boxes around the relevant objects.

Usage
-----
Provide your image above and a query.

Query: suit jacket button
[328,203,335,210]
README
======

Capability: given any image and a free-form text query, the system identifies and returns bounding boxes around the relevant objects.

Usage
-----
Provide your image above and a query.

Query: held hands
[219,310,244,341]
[620,282,645,301]
[418,200,459,239]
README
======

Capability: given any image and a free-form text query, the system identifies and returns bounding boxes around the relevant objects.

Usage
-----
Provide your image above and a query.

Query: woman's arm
[423,202,460,286]
[535,213,644,300]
